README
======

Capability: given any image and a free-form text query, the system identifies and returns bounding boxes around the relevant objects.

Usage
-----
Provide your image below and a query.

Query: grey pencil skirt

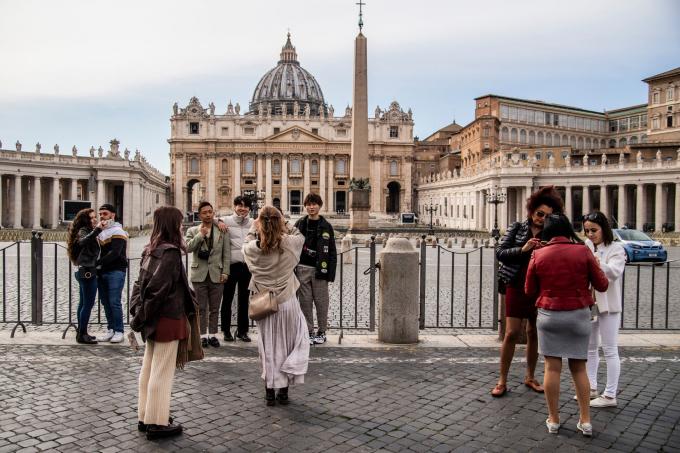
[537,307,591,359]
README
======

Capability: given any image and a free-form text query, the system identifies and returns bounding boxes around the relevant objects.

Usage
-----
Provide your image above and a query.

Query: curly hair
[526,186,564,219]
[66,208,94,263]
[255,206,286,254]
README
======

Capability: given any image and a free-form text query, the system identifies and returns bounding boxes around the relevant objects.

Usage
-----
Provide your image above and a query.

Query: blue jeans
[75,272,98,333]
[98,270,126,333]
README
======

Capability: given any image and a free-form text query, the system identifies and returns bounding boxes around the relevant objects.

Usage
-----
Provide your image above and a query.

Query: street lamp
[423,203,438,236]
[486,186,506,244]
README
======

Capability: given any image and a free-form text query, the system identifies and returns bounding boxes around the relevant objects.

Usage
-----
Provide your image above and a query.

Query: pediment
[264,126,328,143]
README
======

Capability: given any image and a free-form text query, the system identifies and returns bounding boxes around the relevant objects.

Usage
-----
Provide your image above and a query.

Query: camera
[197,249,211,260]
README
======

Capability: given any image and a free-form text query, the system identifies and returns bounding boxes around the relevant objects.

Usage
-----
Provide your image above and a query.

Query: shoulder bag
[248,290,278,321]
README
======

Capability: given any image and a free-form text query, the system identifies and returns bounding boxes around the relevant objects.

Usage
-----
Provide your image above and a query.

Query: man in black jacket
[295,194,337,345]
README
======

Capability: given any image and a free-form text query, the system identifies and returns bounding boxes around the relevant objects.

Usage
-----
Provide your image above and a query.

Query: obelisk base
[349,189,371,230]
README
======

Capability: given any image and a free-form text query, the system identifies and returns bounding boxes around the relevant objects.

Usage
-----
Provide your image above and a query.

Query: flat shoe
[546,418,560,434]
[577,421,593,437]
[524,378,544,393]
[491,383,507,397]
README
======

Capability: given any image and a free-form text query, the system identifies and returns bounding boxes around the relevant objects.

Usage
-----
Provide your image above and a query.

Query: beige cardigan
[242,225,305,302]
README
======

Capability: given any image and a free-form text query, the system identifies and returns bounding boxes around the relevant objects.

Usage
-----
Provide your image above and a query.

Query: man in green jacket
[185,201,230,348]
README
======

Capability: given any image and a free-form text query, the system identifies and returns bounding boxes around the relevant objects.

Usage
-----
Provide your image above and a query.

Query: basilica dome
[249,33,327,117]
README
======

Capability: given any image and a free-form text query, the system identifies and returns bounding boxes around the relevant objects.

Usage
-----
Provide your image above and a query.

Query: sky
[1,0,679,174]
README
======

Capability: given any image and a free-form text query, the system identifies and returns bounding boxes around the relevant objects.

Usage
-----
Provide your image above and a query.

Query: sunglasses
[534,210,547,218]
[583,213,599,221]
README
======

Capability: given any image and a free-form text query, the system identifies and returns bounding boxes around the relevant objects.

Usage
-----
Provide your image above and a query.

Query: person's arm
[524,254,539,297]
[142,250,182,321]
[599,245,626,281]
[214,217,228,233]
[77,227,102,248]
[98,237,126,268]
[220,232,230,282]
[185,227,204,253]
[587,251,609,293]
[327,224,338,282]
[496,222,524,263]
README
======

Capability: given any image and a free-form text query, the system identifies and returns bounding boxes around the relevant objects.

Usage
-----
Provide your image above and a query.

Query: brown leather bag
[248,290,278,321]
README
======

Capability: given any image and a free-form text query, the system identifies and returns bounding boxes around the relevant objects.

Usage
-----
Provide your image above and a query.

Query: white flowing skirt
[257,295,310,389]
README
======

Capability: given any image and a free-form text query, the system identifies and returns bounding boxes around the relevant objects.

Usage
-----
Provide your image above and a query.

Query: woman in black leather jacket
[67,208,103,344]
[491,186,564,397]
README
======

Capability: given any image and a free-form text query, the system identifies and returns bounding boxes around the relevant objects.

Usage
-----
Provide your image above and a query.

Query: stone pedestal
[378,238,419,344]
[349,188,370,230]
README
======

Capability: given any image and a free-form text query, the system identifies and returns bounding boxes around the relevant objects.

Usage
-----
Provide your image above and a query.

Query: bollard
[461,239,467,248]
[472,239,479,248]
[341,235,353,264]
[31,231,44,325]
[446,238,453,248]
[379,238,420,343]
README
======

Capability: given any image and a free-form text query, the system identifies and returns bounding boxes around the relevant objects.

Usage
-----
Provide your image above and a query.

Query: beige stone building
[416,67,680,233]
[169,34,414,217]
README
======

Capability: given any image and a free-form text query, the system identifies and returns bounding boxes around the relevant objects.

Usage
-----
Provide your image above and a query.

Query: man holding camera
[295,193,337,345]
[185,201,230,348]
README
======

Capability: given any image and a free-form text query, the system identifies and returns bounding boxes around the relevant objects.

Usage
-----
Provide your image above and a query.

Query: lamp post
[486,186,506,334]
[486,186,506,244]
[423,203,438,236]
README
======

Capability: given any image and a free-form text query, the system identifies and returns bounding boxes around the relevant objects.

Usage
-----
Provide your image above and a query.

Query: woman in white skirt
[584,212,627,408]
[243,206,310,405]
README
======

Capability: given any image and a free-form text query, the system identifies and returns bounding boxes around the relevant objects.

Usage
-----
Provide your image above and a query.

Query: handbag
[187,311,204,362]
[77,266,96,280]
[248,290,278,321]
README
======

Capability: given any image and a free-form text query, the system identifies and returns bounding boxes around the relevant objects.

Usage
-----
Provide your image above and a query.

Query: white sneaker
[309,335,315,346]
[573,389,599,400]
[590,395,617,407]
[100,329,114,342]
[110,332,124,343]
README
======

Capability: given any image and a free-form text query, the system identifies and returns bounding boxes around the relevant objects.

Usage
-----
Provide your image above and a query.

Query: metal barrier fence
[620,259,680,330]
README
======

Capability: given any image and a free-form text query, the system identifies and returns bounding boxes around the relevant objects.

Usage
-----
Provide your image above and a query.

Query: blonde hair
[256,206,286,254]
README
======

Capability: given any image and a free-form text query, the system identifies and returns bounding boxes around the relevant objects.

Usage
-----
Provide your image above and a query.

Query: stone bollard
[341,235,353,264]
[364,239,371,247]
[454,237,458,244]
[378,238,419,343]
[415,237,421,247]
[472,239,479,248]
[446,238,453,248]
[460,239,467,248]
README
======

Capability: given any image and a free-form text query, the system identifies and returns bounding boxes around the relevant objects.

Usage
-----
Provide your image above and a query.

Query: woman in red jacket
[525,214,608,437]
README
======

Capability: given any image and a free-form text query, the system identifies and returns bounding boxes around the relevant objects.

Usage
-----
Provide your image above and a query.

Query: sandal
[524,378,544,393]
[491,383,507,397]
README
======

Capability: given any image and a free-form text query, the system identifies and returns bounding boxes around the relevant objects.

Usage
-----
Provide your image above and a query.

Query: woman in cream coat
[583,212,627,408]
[242,206,310,406]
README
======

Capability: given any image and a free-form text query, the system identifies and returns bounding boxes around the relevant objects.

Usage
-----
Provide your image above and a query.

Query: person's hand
[220,274,228,283]
[216,219,228,233]
[521,238,541,253]
[96,220,106,229]
[200,225,210,236]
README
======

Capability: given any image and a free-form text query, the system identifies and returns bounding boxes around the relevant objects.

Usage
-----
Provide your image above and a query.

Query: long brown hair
[145,206,186,255]
[67,208,94,263]
[256,205,286,254]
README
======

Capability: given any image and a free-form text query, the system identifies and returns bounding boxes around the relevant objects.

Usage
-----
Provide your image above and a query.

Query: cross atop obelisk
[349,0,370,231]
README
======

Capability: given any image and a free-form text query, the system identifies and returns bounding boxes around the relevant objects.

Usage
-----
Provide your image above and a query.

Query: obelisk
[349,1,370,231]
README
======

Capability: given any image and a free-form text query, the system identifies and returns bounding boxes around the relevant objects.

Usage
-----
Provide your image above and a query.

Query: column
[0,176,3,228]
[281,154,289,214]
[675,183,680,233]
[319,155,327,211]
[32,177,42,229]
[70,178,78,201]
[174,157,184,210]
[123,180,132,227]
[636,184,645,230]
[582,185,590,215]
[655,183,664,231]
[51,177,59,228]
[617,184,626,228]
[207,155,216,203]
[97,179,106,210]
[515,188,523,222]
[371,157,381,213]
[327,156,335,213]
[303,155,311,197]
[404,157,413,213]
[499,188,508,230]
[565,185,573,221]
[600,185,609,218]
[265,153,272,206]
[13,175,22,228]
[256,154,264,194]
[233,154,241,197]
[132,181,142,228]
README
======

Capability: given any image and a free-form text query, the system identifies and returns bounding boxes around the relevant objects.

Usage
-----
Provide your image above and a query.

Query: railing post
[31,231,44,325]
[492,242,499,332]
[419,235,426,329]
[369,236,376,331]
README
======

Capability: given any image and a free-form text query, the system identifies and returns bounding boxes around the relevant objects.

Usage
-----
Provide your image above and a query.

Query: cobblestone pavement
[0,345,679,452]
[2,240,680,331]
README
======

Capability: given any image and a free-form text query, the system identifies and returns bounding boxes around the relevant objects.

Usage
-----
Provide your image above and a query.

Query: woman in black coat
[491,186,564,397]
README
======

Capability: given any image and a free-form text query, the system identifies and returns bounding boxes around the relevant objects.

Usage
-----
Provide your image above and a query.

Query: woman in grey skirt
[525,215,608,437]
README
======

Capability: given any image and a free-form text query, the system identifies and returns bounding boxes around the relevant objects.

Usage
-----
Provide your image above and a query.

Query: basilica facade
[169,34,414,217]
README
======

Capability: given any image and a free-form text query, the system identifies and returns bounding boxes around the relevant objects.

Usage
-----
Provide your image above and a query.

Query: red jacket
[525,237,609,311]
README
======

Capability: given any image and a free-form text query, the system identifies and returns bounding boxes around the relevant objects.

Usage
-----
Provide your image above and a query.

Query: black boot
[145,422,183,440]
[138,416,174,432]
[276,387,289,405]
[82,330,98,343]
[265,388,276,406]
[76,330,97,344]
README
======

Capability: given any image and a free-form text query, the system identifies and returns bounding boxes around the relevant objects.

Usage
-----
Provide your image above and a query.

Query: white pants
[138,340,178,425]
[587,311,621,398]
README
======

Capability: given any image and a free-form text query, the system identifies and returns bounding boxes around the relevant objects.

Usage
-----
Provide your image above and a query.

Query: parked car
[613,228,668,263]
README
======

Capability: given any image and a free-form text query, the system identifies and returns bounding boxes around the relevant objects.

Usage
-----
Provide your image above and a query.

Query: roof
[474,94,605,116]
[642,67,680,83]
[605,104,648,116]
[422,121,463,142]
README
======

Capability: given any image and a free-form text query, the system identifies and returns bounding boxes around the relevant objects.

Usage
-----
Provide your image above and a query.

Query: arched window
[245,158,254,173]
[608,139,616,148]
[273,159,281,175]
[570,136,577,148]
[510,128,518,143]
[619,137,627,147]
[501,127,509,141]
[221,159,228,174]
[577,137,584,149]
[520,129,527,144]
[311,159,319,174]
[528,130,535,145]
[585,137,592,149]
[546,132,552,146]
[390,160,398,176]
[190,158,199,174]
[562,135,569,146]
[554,134,560,146]
[600,139,607,148]
[630,136,638,145]
[640,134,647,143]
[537,131,544,145]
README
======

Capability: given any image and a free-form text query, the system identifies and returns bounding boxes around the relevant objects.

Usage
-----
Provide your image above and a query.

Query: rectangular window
[553,114,559,126]
[221,127,229,136]
[244,127,255,135]
[500,104,509,119]
[520,153,527,160]
[652,118,660,129]
[561,151,568,159]
[535,151,542,160]
[336,129,347,137]
[568,116,577,129]
[609,120,618,132]
[244,180,253,185]
[668,116,674,128]
[641,114,648,128]
[273,127,280,134]
[577,117,584,130]
[337,180,345,186]
[312,128,319,135]
[653,92,660,104]
[245,159,254,173]
[509,107,518,121]
[389,126,399,138]
[559,115,568,127]
[518,108,527,122]
[667,88,674,102]
[545,112,551,126]
[312,180,318,186]
[273,180,280,185]
[619,118,628,132]
[630,116,639,129]
[190,122,199,134]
